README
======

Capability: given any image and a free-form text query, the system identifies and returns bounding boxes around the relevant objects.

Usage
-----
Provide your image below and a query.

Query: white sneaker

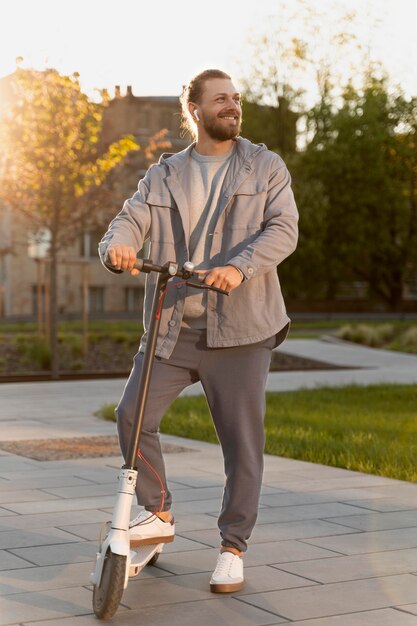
[129,510,175,547]
[210,551,244,593]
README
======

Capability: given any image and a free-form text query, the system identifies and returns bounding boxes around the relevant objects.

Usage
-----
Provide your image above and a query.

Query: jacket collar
[159,138,267,255]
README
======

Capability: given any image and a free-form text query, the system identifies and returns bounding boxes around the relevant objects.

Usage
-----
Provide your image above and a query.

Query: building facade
[0,82,190,319]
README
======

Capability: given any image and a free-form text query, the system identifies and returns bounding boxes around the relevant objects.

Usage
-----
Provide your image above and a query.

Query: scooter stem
[123,267,170,468]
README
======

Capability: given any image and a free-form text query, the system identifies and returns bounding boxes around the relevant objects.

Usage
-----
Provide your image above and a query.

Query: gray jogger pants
[116,326,276,553]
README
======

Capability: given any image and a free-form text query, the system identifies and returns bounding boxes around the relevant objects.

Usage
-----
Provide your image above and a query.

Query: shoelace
[129,511,158,528]
[214,553,236,577]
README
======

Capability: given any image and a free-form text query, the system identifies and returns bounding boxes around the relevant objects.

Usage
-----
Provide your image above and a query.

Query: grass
[96,384,417,483]
[0,320,144,334]
[0,318,415,344]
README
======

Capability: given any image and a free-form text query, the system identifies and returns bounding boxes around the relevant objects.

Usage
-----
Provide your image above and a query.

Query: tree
[235,0,385,153]
[0,67,140,377]
[295,74,417,310]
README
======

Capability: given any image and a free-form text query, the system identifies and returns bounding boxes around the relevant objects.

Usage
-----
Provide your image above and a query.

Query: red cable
[137,448,166,515]
[139,278,190,515]
[155,280,189,320]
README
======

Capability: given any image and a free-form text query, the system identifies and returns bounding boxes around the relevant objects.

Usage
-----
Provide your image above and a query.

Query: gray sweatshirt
[182,144,235,328]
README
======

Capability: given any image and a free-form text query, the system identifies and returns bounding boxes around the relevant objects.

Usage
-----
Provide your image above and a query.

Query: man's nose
[227,100,240,112]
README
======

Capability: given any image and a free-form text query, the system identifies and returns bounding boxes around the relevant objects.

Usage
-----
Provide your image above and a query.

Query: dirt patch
[270,351,358,371]
[0,436,195,461]
[0,334,360,383]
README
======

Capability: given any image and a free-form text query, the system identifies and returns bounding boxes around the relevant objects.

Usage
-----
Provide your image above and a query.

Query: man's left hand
[195,265,243,293]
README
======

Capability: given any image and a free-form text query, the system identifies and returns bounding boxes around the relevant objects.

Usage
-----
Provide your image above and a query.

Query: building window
[81,230,105,258]
[125,286,143,313]
[140,108,151,129]
[160,110,173,130]
[89,286,105,313]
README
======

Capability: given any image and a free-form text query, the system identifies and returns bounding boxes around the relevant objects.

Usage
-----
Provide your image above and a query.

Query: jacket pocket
[147,192,182,244]
[147,191,177,209]
[226,180,266,230]
[234,180,267,195]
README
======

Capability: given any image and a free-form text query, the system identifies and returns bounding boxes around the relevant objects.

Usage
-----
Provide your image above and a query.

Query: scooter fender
[90,529,131,589]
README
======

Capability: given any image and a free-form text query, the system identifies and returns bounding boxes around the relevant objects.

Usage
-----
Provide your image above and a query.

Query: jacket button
[168,320,176,327]
[248,267,254,274]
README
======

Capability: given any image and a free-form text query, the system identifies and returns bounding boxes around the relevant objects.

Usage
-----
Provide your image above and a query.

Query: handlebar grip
[186,276,229,296]
[206,285,230,296]
[133,258,165,273]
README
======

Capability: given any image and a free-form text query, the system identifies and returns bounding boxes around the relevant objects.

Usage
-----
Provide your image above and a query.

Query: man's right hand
[106,245,140,276]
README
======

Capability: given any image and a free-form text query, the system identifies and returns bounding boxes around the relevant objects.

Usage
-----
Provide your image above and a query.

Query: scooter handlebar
[133,258,229,296]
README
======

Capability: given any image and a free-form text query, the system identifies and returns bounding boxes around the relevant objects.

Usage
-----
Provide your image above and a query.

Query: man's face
[197,78,242,141]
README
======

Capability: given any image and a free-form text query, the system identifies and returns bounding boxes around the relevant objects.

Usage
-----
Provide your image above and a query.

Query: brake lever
[185,276,230,296]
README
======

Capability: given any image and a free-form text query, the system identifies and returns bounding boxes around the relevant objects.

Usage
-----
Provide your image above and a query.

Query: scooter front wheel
[93,548,126,620]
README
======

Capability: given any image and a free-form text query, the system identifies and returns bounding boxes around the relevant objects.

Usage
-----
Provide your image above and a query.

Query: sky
[0,0,416,106]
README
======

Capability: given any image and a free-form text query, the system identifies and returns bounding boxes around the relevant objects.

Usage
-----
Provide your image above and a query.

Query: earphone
[193,110,200,121]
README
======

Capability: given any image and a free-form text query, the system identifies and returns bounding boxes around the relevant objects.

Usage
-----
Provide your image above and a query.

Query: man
[99,69,298,593]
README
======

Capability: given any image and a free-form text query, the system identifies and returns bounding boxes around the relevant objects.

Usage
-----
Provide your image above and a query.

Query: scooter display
[90,257,228,619]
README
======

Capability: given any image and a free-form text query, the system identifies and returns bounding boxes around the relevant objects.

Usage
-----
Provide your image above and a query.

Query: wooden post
[44,260,50,344]
[37,259,43,337]
[82,261,89,358]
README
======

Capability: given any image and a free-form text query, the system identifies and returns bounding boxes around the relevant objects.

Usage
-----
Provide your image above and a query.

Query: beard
[202,112,242,141]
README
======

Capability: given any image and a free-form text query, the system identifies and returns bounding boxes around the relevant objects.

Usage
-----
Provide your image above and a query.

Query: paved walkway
[1,339,417,625]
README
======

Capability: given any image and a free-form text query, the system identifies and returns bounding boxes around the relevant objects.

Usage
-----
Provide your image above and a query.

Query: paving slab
[340,493,417,512]
[0,509,111,532]
[0,550,36,572]
[179,519,360,548]
[0,527,80,550]
[4,494,117,515]
[0,475,95,491]
[153,541,338,576]
[0,561,169,596]
[253,501,368,524]
[259,489,384,507]
[8,540,99,566]
[290,607,417,625]
[19,597,289,626]
[323,509,417,531]
[0,339,417,625]
[0,489,61,504]
[275,547,417,583]
[0,585,94,626]
[238,574,417,621]
[122,566,316,611]
[301,526,417,555]
[40,482,119,499]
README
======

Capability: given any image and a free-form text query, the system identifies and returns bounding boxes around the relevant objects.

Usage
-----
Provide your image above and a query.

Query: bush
[25,337,52,370]
[337,324,380,346]
[95,403,118,421]
[391,326,417,353]
[337,322,417,353]
[59,332,83,357]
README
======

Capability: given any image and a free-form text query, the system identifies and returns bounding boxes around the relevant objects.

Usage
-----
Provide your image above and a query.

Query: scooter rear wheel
[93,548,126,619]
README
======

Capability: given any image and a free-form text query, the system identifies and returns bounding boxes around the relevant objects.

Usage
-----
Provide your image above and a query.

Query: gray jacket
[99,137,299,359]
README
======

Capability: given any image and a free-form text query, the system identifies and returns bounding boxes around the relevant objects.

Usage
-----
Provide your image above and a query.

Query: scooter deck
[129,543,164,577]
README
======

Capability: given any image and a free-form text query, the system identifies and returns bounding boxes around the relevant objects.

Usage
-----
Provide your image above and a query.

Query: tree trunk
[49,244,59,378]
[49,217,59,379]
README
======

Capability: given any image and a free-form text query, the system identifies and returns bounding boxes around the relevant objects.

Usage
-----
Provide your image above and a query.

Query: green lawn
[97,383,417,483]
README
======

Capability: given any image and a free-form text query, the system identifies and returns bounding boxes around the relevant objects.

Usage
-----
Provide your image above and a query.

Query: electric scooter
[90,257,228,619]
